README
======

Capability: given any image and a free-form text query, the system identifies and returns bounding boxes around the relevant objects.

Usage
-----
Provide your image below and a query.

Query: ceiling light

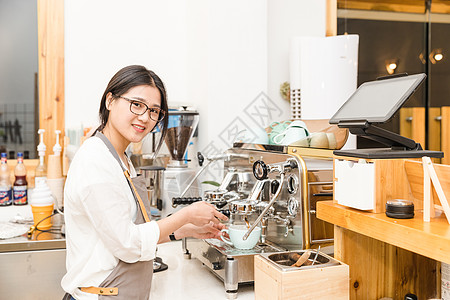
[430,48,444,64]
[385,59,399,75]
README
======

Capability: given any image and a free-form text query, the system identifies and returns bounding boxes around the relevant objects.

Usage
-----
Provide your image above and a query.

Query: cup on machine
[220,225,261,250]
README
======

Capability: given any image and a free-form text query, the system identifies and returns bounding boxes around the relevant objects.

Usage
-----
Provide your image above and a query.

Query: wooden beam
[432,0,450,14]
[442,107,450,165]
[338,0,450,14]
[337,0,426,14]
[37,0,65,161]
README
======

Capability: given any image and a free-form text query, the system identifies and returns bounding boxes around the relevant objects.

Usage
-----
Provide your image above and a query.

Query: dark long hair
[97,65,168,154]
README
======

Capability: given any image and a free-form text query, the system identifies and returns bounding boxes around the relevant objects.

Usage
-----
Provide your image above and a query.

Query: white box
[334,158,375,210]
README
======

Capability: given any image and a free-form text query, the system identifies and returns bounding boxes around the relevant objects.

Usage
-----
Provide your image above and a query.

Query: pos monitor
[330,73,443,159]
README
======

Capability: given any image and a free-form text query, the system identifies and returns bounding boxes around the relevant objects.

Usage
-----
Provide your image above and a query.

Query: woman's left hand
[175,222,227,240]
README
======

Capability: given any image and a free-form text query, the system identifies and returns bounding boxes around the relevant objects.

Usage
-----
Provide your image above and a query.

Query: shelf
[287,146,334,158]
[317,200,450,264]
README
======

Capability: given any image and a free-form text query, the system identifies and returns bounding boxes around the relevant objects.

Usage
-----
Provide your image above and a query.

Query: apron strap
[94,131,150,223]
[94,132,127,172]
[79,286,118,296]
[123,170,151,223]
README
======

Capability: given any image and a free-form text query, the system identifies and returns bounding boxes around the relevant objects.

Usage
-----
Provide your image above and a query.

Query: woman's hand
[183,201,228,227]
[175,222,227,240]
[157,201,228,244]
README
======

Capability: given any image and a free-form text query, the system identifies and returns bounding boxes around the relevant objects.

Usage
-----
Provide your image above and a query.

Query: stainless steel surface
[187,238,286,283]
[0,248,66,299]
[205,189,227,200]
[140,165,165,208]
[259,250,340,272]
[219,168,253,193]
[387,199,414,206]
[229,200,257,215]
[0,212,66,298]
[0,235,66,253]
[225,258,239,291]
[186,145,334,296]
[0,214,65,253]
[223,147,307,249]
[311,245,321,265]
[243,172,285,240]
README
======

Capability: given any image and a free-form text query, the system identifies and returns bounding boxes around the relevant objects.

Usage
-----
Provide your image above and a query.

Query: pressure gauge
[287,197,299,217]
[287,174,298,194]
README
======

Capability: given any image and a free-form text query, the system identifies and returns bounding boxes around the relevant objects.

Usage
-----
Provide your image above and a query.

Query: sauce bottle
[0,153,12,206]
[13,152,28,205]
[35,129,47,186]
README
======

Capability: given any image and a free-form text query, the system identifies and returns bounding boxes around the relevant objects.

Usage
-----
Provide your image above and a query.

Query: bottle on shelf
[53,130,62,156]
[35,129,47,186]
[0,153,12,206]
[13,152,28,205]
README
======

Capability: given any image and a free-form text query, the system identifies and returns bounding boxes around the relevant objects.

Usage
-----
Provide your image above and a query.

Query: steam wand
[242,172,285,241]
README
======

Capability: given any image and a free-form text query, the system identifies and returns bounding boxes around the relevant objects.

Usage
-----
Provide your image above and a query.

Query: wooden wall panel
[429,107,442,163]
[327,0,337,36]
[37,0,65,161]
[442,107,450,165]
[399,107,426,149]
[411,107,426,149]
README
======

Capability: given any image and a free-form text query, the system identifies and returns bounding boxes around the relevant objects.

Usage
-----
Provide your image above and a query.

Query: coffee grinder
[161,107,200,217]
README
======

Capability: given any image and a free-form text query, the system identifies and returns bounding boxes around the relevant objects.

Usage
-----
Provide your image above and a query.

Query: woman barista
[62,65,228,299]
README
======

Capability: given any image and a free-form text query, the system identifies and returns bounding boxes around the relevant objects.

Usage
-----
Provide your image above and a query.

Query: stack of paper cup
[47,155,62,179]
[47,154,65,208]
[30,181,54,230]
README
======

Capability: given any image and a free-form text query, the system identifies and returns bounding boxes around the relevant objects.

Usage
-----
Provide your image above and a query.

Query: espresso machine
[185,143,334,299]
[160,108,200,217]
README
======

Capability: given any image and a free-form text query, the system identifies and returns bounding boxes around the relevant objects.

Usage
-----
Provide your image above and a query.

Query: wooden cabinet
[317,201,449,299]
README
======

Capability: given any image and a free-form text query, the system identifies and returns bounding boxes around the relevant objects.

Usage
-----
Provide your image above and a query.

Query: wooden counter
[317,200,450,264]
[317,200,446,299]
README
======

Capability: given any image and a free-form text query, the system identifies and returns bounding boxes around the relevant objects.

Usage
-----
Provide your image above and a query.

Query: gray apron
[83,132,154,299]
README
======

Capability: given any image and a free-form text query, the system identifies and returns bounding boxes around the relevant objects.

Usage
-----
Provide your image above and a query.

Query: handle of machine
[242,172,285,241]
[218,209,230,218]
[172,197,203,207]
[312,192,333,197]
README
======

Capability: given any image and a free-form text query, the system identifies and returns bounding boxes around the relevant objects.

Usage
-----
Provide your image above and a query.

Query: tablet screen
[330,73,426,124]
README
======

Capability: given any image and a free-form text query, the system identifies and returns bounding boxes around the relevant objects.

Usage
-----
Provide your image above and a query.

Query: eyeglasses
[115,95,165,122]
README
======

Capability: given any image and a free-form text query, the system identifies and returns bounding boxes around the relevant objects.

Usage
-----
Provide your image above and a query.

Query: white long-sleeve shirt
[61,136,160,299]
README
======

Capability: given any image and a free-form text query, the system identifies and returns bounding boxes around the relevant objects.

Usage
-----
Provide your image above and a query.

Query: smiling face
[104,84,161,152]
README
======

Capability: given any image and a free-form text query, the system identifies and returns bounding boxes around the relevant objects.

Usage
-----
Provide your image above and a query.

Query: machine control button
[271,180,280,194]
[287,174,298,194]
[212,261,222,270]
[287,159,298,170]
[288,197,299,216]
[253,160,268,180]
